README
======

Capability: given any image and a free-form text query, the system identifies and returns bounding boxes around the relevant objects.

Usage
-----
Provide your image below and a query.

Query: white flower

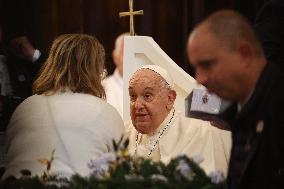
[151,174,168,183]
[45,180,69,188]
[156,165,163,174]
[192,155,204,165]
[176,159,194,181]
[88,152,116,178]
[124,174,144,181]
[208,170,225,184]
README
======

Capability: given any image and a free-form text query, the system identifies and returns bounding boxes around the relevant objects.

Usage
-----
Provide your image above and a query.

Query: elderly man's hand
[9,36,36,62]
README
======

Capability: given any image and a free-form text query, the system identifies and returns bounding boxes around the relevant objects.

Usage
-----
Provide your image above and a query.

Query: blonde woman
[2,34,124,179]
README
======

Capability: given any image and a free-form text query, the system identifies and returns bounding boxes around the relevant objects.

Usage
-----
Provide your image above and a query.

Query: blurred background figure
[0,24,12,177]
[254,0,284,67]
[1,0,44,99]
[102,33,129,118]
[0,0,46,130]
[0,25,12,98]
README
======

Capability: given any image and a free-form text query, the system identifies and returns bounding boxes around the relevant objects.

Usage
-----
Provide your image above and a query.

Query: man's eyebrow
[144,87,154,91]
[128,86,155,91]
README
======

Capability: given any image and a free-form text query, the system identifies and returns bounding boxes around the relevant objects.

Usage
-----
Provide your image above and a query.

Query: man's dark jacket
[221,63,284,189]
[255,0,284,66]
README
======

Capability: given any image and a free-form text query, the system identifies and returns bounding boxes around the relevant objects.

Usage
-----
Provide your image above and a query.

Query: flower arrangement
[0,139,226,189]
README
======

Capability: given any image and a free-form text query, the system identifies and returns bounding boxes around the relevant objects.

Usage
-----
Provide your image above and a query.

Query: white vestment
[125,108,231,176]
[2,91,125,179]
[102,69,123,118]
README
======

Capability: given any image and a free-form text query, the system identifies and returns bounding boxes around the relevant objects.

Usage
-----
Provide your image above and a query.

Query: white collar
[237,88,254,113]
[134,108,176,158]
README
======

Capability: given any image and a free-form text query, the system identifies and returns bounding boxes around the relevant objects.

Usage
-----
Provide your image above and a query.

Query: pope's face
[188,30,247,101]
[129,70,174,134]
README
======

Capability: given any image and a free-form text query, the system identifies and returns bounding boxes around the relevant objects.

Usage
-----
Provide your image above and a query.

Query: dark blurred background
[0,0,269,76]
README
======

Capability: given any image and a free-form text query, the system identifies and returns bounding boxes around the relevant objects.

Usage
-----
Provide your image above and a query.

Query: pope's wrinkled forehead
[129,69,167,90]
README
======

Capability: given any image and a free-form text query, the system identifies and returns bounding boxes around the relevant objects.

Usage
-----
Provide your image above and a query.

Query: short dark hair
[205,10,264,57]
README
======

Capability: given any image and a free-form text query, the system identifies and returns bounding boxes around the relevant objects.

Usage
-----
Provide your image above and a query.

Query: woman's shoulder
[16,94,46,109]
[9,95,47,124]
[67,93,122,119]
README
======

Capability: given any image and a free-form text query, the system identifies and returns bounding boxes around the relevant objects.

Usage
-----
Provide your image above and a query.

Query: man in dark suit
[0,0,45,128]
[1,0,44,99]
[187,10,284,189]
[255,0,284,66]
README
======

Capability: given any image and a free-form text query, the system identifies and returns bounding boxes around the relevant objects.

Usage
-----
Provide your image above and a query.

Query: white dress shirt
[102,69,123,118]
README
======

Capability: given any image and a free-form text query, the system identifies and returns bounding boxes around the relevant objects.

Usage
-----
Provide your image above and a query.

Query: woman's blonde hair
[33,34,106,98]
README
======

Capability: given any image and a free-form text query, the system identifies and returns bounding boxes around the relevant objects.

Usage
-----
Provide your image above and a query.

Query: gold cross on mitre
[119,0,143,36]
